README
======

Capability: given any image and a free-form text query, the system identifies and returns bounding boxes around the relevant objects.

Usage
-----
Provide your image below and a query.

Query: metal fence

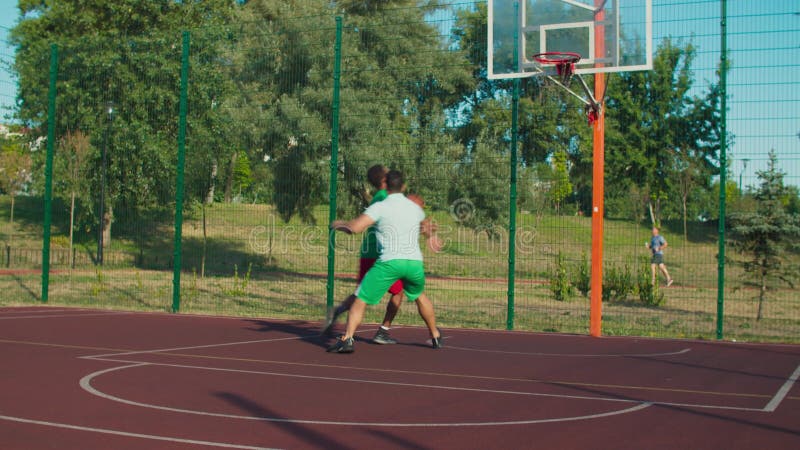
[0,1,798,342]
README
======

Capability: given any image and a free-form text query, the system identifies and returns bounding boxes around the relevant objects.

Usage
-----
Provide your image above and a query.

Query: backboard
[488,0,652,80]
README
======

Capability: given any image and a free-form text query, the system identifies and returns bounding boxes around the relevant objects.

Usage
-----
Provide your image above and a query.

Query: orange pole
[589,1,606,337]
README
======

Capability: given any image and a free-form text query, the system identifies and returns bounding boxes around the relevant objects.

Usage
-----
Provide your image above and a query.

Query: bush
[549,252,573,301]
[572,252,590,297]
[636,262,665,306]
[602,264,634,302]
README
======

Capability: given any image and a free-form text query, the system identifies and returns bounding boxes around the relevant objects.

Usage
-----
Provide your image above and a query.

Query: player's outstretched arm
[331,214,375,235]
[420,218,437,237]
[421,218,443,253]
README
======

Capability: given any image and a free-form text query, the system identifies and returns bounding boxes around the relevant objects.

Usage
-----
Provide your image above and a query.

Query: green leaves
[729,151,800,320]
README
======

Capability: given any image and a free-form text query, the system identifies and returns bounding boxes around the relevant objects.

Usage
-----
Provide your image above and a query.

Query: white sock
[380,325,390,331]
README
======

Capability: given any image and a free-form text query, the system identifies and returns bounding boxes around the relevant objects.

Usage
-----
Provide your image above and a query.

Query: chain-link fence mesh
[0,1,798,342]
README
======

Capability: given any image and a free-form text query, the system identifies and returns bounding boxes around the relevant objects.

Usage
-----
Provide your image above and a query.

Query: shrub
[602,264,634,302]
[636,262,665,306]
[549,252,573,301]
[572,252,590,297]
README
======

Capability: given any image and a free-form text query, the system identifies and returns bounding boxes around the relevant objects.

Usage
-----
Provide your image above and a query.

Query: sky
[0,1,17,122]
[0,1,797,187]
[652,0,799,189]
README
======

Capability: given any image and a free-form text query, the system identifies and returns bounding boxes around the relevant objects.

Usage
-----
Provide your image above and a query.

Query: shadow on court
[245,319,332,349]
[216,391,356,450]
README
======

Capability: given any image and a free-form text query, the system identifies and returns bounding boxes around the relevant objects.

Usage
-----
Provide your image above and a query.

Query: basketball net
[533,52,603,126]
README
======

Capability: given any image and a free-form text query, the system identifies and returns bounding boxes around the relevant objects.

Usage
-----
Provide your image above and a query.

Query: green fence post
[507,2,521,330]
[716,0,728,340]
[326,17,343,317]
[172,31,190,313]
[41,43,58,303]
[507,77,519,331]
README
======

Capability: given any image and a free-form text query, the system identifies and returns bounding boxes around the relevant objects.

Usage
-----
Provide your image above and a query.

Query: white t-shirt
[363,193,425,262]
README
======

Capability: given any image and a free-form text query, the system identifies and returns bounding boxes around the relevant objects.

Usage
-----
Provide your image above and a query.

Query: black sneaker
[431,330,443,349]
[326,337,354,353]
[372,328,397,345]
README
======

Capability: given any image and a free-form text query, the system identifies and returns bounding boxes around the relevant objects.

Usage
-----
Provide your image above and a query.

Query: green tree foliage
[452,4,580,229]
[0,137,32,228]
[12,0,237,227]
[729,151,800,320]
[231,150,254,200]
[229,1,475,222]
[604,39,722,224]
[549,148,572,214]
[54,129,92,259]
[449,132,509,235]
[9,1,729,240]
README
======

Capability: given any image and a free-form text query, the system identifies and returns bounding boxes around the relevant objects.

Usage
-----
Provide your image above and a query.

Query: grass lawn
[1,197,798,343]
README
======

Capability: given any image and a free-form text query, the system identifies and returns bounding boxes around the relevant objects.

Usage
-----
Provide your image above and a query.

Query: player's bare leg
[414,293,442,348]
[381,293,403,327]
[659,263,673,286]
[343,298,366,340]
[373,293,404,345]
[327,298,366,353]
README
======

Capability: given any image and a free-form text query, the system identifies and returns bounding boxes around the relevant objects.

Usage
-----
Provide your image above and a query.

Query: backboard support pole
[589,0,606,337]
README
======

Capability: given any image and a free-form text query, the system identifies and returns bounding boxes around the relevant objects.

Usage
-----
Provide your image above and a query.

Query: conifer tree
[729,151,800,320]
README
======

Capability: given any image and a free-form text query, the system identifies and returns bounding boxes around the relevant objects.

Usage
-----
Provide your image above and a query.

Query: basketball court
[0,306,798,449]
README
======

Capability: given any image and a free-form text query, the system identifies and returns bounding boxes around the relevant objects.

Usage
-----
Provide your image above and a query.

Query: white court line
[446,345,692,358]
[80,362,654,426]
[81,360,764,423]
[764,363,800,412]
[0,308,75,315]
[0,413,277,449]
[0,312,132,320]
[83,328,375,359]
[84,336,314,359]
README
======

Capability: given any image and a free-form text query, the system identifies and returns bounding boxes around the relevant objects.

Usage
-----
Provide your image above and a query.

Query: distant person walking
[646,227,673,287]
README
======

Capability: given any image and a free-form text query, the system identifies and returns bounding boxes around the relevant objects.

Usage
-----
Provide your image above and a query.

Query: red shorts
[359,258,403,295]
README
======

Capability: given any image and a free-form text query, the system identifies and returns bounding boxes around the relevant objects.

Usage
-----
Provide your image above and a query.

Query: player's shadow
[215,392,357,450]
[245,319,333,349]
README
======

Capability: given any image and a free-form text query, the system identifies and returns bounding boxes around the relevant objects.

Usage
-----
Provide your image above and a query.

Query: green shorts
[651,253,664,265]
[355,259,425,305]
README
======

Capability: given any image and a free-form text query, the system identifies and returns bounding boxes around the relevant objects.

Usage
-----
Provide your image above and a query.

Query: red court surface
[0,306,798,450]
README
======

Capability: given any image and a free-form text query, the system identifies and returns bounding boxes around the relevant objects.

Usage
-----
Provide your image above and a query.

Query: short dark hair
[385,170,404,192]
[366,164,387,189]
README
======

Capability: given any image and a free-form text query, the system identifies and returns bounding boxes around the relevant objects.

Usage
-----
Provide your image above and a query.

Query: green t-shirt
[360,189,387,258]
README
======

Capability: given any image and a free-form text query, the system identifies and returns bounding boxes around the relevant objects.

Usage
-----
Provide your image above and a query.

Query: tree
[729,151,800,320]
[604,39,723,224]
[0,139,32,236]
[12,0,238,236]
[549,148,572,214]
[232,0,474,223]
[55,130,92,267]
[449,131,510,237]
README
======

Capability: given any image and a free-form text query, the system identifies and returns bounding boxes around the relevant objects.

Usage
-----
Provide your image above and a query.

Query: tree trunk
[224,152,237,203]
[205,160,218,205]
[757,269,766,321]
[103,204,113,249]
[682,191,688,243]
[9,195,14,228]
[201,202,207,278]
[69,192,76,270]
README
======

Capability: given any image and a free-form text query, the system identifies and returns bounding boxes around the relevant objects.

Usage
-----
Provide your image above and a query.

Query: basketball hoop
[534,51,602,126]
[533,52,581,86]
